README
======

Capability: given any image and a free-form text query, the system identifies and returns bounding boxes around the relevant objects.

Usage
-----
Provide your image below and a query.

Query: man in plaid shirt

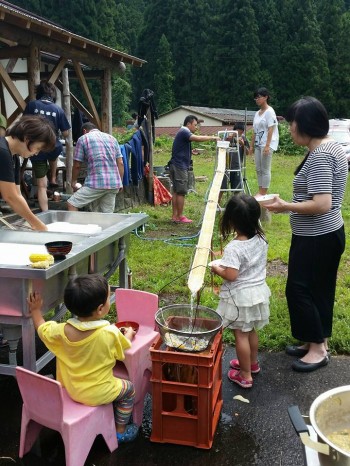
[68,122,124,213]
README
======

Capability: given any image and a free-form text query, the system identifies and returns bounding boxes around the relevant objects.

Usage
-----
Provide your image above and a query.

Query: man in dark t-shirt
[169,115,219,223]
[23,80,70,211]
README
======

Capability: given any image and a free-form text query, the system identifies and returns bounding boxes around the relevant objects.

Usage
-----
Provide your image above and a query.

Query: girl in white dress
[211,194,270,388]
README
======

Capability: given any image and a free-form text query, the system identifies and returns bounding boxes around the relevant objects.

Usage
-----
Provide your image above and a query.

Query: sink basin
[13,211,137,234]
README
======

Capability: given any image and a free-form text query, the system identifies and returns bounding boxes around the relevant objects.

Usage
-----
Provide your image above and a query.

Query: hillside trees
[6,0,350,118]
[274,0,333,113]
[153,35,175,114]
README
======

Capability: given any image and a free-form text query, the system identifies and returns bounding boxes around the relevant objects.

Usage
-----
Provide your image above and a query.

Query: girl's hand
[27,291,43,314]
[124,326,136,341]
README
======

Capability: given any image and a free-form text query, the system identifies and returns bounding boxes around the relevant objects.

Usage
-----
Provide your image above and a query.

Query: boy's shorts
[67,186,119,213]
[31,160,49,179]
[169,164,189,195]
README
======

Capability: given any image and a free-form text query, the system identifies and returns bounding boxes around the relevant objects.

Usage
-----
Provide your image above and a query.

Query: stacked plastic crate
[150,331,223,449]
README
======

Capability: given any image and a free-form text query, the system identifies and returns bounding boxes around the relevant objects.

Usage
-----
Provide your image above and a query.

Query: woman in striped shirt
[265,97,348,372]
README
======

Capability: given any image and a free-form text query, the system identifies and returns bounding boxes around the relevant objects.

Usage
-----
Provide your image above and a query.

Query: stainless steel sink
[0,211,148,375]
[14,210,138,233]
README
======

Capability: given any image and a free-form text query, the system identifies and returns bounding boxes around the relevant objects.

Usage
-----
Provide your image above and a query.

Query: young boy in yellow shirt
[28,273,139,443]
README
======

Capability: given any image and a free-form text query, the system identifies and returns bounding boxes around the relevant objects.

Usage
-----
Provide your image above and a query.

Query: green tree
[112,75,132,126]
[154,35,175,114]
[332,11,350,116]
[205,0,260,108]
[252,0,285,111]
[316,0,346,115]
[274,0,333,114]
[135,0,171,100]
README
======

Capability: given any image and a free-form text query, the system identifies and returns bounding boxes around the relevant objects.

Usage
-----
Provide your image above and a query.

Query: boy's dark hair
[7,115,56,152]
[81,122,96,132]
[36,80,57,102]
[253,87,270,103]
[220,193,265,242]
[233,122,245,131]
[64,274,109,318]
[183,115,198,126]
[285,96,329,138]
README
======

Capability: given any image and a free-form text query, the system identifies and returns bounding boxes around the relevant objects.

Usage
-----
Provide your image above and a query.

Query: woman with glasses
[249,87,279,196]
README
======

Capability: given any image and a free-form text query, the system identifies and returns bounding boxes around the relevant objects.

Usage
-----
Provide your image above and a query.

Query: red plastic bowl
[115,321,139,335]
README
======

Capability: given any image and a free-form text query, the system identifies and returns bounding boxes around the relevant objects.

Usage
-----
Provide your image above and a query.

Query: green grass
[110,141,350,354]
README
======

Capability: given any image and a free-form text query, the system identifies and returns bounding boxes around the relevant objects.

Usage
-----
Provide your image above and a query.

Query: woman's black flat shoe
[291,356,329,373]
[285,345,308,357]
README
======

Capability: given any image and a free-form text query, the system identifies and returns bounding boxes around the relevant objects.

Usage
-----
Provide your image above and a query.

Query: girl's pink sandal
[227,369,253,388]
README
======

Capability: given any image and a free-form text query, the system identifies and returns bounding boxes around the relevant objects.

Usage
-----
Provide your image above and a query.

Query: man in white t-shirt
[249,87,279,196]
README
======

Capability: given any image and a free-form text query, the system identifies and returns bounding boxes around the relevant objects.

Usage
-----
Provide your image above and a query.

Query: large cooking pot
[289,386,350,466]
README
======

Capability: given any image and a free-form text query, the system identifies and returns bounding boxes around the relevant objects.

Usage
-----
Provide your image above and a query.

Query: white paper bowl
[255,194,279,206]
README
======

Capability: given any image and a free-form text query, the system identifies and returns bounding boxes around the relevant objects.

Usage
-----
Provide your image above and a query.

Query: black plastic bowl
[45,241,72,259]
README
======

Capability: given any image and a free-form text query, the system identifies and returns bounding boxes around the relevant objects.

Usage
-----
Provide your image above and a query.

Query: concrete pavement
[0,343,349,465]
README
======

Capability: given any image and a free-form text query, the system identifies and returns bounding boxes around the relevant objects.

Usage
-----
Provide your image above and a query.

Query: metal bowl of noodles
[155,304,222,352]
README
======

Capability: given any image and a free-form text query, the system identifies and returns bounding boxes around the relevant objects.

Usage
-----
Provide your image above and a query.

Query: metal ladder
[216,130,250,208]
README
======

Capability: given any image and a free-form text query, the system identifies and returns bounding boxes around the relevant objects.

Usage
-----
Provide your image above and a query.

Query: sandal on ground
[227,369,253,388]
[116,423,139,443]
[177,216,192,223]
[229,359,261,374]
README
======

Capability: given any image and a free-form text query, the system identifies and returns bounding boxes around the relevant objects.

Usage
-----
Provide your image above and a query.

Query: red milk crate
[150,331,223,449]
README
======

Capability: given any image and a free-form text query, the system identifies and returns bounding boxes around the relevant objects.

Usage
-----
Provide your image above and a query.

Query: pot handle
[288,405,309,435]
[288,405,330,456]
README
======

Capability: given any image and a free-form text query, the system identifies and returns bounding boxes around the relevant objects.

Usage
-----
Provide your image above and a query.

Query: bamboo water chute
[187,143,228,294]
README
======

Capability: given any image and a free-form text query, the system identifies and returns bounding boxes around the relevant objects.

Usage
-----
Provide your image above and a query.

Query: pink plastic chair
[16,366,118,466]
[113,288,159,426]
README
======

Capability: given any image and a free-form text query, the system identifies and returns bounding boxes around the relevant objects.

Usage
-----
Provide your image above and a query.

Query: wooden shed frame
[0,0,146,133]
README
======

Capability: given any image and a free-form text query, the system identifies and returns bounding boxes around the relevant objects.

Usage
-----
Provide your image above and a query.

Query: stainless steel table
[0,211,148,376]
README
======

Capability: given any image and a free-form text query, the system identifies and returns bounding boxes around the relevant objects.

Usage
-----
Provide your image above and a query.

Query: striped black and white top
[290,141,348,236]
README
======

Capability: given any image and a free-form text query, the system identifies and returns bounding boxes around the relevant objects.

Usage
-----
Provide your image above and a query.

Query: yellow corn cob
[30,260,50,269]
[29,254,54,265]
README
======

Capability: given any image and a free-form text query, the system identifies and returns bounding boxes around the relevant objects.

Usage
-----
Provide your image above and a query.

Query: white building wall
[1,58,63,118]
[156,108,221,127]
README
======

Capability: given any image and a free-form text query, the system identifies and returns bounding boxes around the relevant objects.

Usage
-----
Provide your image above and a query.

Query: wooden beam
[0,83,6,117]
[47,57,68,85]
[56,80,94,123]
[5,58,18,74]
[0,45,29,59]
[7,96,30,126]
[9,69,105,80]
[0,61,26,111]
[0,23,139,70]
[72,60,101,128]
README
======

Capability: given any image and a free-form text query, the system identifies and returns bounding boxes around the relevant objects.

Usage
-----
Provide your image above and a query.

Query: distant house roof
[159,105,256,124]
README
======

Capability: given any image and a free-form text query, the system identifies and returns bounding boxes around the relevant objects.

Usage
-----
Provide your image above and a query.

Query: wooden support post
[101,68,112,134]
[62,68,73,194]
[147,108,154,205]
[28,44,40,99]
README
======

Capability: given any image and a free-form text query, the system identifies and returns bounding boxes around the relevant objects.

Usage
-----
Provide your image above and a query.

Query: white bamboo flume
[187,143,227,294]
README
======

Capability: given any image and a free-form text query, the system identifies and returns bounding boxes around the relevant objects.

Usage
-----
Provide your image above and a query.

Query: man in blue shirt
[24,80,71,211]
[169,115,219,223]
